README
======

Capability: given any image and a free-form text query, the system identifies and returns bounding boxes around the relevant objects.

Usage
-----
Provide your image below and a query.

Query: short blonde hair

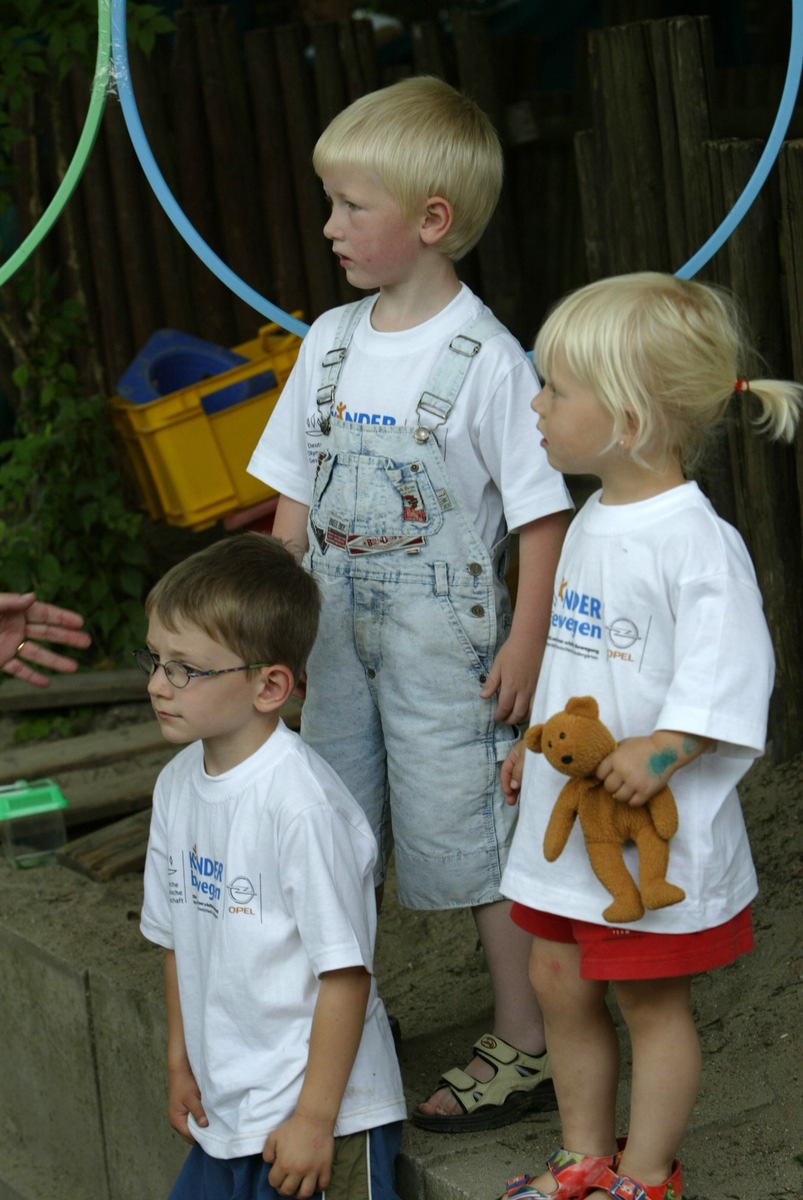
[145,533,320,682]
[313,76,503,261]
[534,272,802,472]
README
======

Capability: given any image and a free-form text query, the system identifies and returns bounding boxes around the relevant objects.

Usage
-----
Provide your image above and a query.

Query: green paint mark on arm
[649,748,678,777]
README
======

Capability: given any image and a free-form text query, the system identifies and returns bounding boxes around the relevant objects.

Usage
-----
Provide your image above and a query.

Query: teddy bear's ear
[565,696,599,721]
[524,724,544,753]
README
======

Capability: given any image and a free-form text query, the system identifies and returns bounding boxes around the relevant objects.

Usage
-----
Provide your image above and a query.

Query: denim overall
[302,298,519,909]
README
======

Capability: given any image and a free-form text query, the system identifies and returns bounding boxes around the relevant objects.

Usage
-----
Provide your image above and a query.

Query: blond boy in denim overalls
[249,76,572,1131]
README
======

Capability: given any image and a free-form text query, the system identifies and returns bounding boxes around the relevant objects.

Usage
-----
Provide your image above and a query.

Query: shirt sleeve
[247,327,321,504]
[275,797,376,978]
[140,772,175,949]
[657,570,775,756]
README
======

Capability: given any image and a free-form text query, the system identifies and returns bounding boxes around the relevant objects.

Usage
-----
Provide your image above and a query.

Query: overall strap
[413,308,509,444]
[316,297,374,434]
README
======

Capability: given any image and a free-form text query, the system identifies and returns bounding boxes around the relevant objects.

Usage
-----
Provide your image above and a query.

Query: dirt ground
[1,702,802,1199]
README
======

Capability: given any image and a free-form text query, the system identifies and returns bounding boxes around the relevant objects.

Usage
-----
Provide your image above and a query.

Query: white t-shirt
[247,285,572,549]
[140,721,406,1159]
[502,483,774,932]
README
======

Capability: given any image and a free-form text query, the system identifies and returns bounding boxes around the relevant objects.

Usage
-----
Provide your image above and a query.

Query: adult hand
[0,592,91,687]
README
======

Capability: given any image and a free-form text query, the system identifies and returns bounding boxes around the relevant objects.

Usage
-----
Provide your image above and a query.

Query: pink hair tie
[735,378,751,393]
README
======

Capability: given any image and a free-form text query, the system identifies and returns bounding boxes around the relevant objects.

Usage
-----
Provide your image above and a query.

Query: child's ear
[253,664,295,714]
[420,196,453,246]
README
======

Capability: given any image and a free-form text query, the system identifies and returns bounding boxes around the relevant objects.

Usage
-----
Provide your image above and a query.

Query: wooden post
[170,9,237,344]
[706,137,803,761]
[449,8,523,337]
[192,6,270,342]
[245,28,310,319]
[779,140,803,532]
[274,22,339,321]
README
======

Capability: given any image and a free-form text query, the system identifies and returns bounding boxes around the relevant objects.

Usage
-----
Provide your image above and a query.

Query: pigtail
[735,377,803,444]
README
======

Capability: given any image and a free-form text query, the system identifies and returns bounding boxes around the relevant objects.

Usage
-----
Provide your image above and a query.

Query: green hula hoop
[0,0,111,288]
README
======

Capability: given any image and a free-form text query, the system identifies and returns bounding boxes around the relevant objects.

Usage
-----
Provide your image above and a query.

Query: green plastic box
[0,779,68,868]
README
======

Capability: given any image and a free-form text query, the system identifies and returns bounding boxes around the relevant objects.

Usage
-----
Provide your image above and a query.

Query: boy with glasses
[137,532,406,1200]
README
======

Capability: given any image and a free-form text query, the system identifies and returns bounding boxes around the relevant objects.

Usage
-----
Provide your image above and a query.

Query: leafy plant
[0,2,173,664]
[0,273,149,659]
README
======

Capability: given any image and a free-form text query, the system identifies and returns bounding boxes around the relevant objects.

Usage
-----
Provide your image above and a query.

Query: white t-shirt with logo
[140,721,406,1158]
[501,483,774,932]
[247,285,571,549]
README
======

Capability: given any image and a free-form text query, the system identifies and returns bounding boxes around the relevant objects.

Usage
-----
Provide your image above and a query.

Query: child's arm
[164,949,208,1144]
[481,511,569,725]
[596,731,714,807]
[272,494,310,562]
[263,965,371,1199]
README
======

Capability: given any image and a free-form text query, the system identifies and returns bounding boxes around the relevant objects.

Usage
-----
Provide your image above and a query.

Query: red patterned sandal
[498,1146,619,1200]
[602,1158,683,1200]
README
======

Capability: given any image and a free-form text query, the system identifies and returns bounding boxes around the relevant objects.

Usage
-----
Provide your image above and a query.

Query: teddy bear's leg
[586,840,645,924]
[634,827,686,911]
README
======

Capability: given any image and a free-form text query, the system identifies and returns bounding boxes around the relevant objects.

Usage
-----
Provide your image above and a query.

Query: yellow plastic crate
[112,322,301,530]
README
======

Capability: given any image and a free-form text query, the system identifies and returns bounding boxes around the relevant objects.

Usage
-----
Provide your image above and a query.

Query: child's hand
[596,731,710,807]
[501,740,525,805]
[167,1064,208,1144]
[263,1113,335,1199]
[481,634,538,726]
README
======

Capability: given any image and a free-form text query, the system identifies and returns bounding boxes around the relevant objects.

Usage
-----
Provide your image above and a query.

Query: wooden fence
[1,2,802,755]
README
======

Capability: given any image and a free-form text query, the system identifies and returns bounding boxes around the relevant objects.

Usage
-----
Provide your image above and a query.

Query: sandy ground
[1,704,801,1199]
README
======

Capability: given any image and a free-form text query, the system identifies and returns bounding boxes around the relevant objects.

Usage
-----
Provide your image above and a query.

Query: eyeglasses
[132,647,270,689]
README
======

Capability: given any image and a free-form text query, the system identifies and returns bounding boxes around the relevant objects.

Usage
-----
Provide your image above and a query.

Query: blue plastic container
[115,329,276,415]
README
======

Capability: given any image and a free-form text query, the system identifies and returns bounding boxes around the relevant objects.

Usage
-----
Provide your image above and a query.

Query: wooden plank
[57,808,153,882]
[0,722,172,785]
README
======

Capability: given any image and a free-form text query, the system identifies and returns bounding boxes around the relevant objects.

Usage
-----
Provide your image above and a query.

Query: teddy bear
[525,695,685,924]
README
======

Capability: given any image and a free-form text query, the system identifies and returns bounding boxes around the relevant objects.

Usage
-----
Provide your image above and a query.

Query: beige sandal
[411,1032,557,1132]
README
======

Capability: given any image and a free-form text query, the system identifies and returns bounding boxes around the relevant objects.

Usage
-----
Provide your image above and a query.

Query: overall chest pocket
[310,452,446,543]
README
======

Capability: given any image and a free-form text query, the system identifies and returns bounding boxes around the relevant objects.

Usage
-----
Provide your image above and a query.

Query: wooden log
[170,9,237,343]
[450,8,522,337]
[245,28,310,318]
[309,21,362,307]
[0,669,147,713]
[193,6,268,342]
[274,22,339,321]
[0,722,173,785]
[706,138,803,761]
[593,21,670,272]
[351,16,380,95]
[410,19,450,81]
[103,97,165,352]
[58,761,166,825]
[128,40,195,333]
[665,16,716,268]
[73,78,134,388]
[57,807,152,881]
[779,140,803,534]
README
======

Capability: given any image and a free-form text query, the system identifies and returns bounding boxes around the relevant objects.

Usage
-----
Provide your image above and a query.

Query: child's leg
[531,938,620,1169]
[417,898,547,1117]
[607,975,699,1189]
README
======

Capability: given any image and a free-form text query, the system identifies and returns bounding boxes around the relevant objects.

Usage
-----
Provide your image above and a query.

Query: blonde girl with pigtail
[497,271,802,1200]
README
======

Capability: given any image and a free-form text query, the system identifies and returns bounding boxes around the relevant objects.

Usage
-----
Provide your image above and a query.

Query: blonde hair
[534,272,802,473]
[312,76,503,262]
[145,533,320,682]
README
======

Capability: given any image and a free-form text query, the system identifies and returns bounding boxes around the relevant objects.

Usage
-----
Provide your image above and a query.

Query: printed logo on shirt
[548,578,650,669]
[189,844,224,917]
[334,402,396,427]
[227,875,261,918]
